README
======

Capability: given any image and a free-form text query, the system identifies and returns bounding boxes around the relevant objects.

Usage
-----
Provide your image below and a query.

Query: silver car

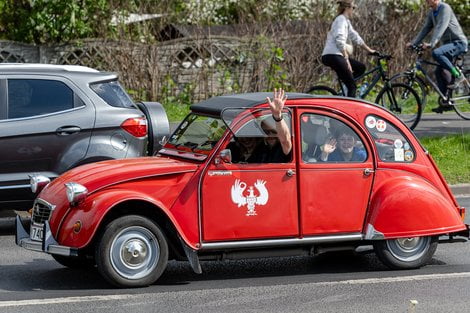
[0,64,169,210]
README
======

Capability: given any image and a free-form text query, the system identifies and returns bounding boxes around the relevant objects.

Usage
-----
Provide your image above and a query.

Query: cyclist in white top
[321,0,376,98]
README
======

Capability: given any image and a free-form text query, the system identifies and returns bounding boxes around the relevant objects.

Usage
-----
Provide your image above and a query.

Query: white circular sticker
[365,116,376,129]
[404,142,410,150]
[394,139,403,149]
[376,119,387,132]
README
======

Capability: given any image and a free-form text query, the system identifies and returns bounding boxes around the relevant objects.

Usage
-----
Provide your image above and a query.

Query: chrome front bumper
[15,215,78,257]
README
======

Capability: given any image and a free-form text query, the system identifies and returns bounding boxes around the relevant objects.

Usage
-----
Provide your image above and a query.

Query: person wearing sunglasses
[250,88,292,163]
[321,0,376,98]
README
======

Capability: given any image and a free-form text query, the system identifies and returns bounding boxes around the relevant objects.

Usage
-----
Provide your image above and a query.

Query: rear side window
[365,115,415,162]
[7,79,78,119]
[301,113,367,163]
[90,80,135,108]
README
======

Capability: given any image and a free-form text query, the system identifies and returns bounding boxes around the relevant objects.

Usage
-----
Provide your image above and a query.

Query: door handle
[286,169,295,177]
[363,168,375,176]
[56,126,81,136]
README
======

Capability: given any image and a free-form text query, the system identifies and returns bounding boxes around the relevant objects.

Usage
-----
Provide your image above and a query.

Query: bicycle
[307,52,422,130]
[390,45,470,120]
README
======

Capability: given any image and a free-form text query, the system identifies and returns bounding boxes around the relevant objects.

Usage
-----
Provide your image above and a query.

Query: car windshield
[166,113,227,155]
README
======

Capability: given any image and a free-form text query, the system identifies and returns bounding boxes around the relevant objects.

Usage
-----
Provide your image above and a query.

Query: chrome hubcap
[122,239,148,266]
[110,226,159,280]
[386,236,430,262]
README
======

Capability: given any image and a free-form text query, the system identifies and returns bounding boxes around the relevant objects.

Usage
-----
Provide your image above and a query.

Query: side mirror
[216,149,232,164]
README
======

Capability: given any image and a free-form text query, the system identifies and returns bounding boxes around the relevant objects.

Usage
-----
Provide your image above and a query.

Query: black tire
[95,215,169,288]
[373,236,438,269]
[52,254,95,269]
[306,85,338,96]
[449,70,470,120]
[389,72,428,108]
[375,83,422,130]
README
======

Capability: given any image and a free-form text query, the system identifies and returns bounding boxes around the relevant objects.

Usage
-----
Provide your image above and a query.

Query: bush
[0,0,109,43]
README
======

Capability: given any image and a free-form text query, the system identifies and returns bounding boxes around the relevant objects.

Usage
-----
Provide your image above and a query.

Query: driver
[250,88,292,163]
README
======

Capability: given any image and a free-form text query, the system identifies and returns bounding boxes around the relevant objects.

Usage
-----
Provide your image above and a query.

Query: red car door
[298,110,375,235]
[201,113,299,241]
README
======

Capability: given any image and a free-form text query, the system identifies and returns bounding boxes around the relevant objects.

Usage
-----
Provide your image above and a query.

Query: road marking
[1,272,470,307]
[0,294,134,307]
[313,272,470,286]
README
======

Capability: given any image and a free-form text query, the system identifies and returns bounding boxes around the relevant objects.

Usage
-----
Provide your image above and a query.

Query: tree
[0,0,110,43]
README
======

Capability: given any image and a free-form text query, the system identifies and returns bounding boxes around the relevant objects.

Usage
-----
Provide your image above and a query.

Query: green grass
[420,134,470,184]
[422,92,439,113]
[162,102,190,122]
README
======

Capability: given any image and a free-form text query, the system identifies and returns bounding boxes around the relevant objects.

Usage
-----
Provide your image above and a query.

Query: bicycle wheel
[389,72,427,108]
[306,85,338,96]
[449,70,470,120]
[375,83,422,130]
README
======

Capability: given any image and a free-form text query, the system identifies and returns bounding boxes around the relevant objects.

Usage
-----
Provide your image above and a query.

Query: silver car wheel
[109,226,160,280]
[386,236,431,262]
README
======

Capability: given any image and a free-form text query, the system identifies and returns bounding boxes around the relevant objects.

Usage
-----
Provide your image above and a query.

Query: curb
[450,184,470,197]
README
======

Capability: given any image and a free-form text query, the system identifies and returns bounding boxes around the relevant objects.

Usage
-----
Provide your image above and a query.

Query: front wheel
[373,236,438,269]
[389,72,428,108]
[375,83,422,130]
[95,215,169,288]
[306,85,338,96]
[449,70,470,120]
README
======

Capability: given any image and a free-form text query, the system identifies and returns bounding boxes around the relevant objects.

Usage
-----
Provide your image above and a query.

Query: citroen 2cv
[16,92,468,287]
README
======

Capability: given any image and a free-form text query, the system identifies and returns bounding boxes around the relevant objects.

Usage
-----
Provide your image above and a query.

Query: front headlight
[30,175,51,194]
[65,182,88,206]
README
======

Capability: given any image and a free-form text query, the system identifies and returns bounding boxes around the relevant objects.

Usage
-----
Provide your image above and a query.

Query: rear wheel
[450,70,470,120]
[373,236,438,269]
[95,215,169,288]
[306,85,338,96]
[375,83,422,130]
[135,102,170,155]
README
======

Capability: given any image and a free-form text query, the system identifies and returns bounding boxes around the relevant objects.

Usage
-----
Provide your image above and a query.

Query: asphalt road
[413,112,470,138]
[0,197,469,313]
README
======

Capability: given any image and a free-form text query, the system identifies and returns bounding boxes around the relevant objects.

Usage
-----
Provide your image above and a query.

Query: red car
[16,92,468,288]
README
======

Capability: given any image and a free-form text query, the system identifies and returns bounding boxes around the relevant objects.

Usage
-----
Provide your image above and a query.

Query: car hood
[41,157,199,196]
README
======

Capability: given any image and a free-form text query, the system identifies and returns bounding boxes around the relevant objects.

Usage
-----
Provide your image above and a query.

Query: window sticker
[394,148,405,161]
[376,119,387,132]
[394,139,403,149]
[404,150,414,162]
[365,116,376,129]
[365,114,414,163]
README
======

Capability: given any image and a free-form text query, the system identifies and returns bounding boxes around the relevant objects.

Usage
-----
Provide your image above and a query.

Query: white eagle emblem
[230,179,269,216]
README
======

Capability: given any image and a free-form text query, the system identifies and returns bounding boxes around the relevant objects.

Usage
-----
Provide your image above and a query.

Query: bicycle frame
[338,59,389,99]
[414,55,469,103]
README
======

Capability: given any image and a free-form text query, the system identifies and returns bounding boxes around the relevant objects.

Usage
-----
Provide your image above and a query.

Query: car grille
[32,199,55,224]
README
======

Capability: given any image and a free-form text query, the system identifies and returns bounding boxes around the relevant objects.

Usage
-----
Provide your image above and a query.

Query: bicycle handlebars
[408,44,425,54]
[368,51,392,60]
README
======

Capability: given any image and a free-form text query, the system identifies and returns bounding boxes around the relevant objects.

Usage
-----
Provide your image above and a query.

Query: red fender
[367,176,465,238]
[56,189,194,249]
